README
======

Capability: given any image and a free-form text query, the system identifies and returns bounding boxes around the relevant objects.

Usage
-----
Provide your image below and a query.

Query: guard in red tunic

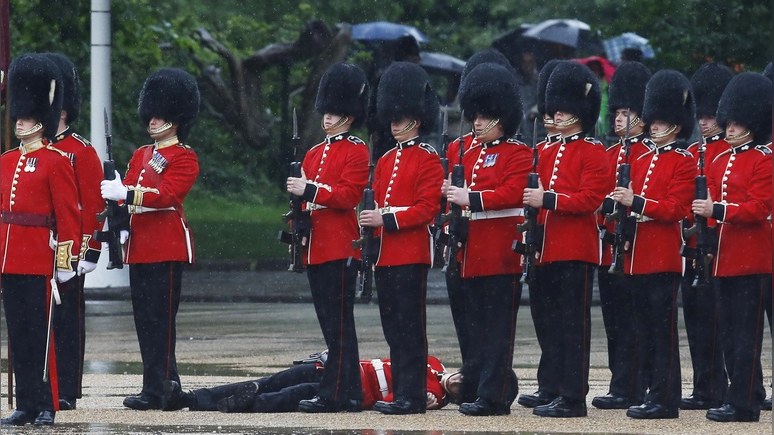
[522,61,608,418]
[100,68,200,411]
[445,62,530,416]
[1,54,81,427]
[161,352,458,413]
[680,62,734,411]
[693,72,772,423]
[287,63,370,413]
[761,60,773,413]
[612,70,697,419]
[359,61,443,415]
[593,60,652,410]
[44,52,104,411]
[516,58,567,410]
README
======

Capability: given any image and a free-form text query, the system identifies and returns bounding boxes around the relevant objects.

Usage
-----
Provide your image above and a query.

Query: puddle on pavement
[5,426,566,434]
[85,360,258,377]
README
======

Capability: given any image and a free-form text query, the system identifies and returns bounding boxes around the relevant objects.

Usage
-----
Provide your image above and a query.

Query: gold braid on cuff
[56,240,77,271]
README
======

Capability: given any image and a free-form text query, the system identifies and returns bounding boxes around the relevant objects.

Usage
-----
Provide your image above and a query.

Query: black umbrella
[419,52,466,75]
[351,21,429,43]
[522,18,591,48]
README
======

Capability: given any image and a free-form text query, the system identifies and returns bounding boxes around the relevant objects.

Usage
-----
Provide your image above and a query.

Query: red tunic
[707,144,772,276]
[0,142,81,275]
[374,139,443,266]
[123,140,199,264]
[359,356,446,409]
[625,143,695,274]
[449,136,532,278]
[300,134,369,265]
[51,129,105,263]
[536,134,609,264]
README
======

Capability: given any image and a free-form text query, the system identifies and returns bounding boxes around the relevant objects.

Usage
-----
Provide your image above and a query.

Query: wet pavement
[0,268,772,434]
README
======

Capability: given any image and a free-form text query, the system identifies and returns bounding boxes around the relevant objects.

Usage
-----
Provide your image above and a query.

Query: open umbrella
[419,51,466,75]
[352,21,429,43]
[603,32,655,64]
[522,18,591,48]
[574,56,616,83]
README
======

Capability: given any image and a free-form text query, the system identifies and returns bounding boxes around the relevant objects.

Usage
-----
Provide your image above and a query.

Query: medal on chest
[482,153,498,168]
[148,150,169,173]
[24,157,38,173]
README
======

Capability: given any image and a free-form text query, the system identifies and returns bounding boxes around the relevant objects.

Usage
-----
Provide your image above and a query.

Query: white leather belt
[467,207,524,221]
[371,359,389,399]
[630,212,653,222]
[306,203,327,211]
[128,205,176,214]
[379,206,409,214]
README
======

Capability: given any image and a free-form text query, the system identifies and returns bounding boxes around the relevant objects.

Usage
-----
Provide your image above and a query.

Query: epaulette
[177,143,192,149]
[673,148,694,158]
[755,144,772,155]
[506,138,529,147]
[1,148,16,156]
[45,145,70,157]
[309,141,325,152]
[419,143,438,155]
[347,135,365,145]
[71,132,92,147]
[139,144,154,150]
[584,137,604,146]
[381,147,397,159]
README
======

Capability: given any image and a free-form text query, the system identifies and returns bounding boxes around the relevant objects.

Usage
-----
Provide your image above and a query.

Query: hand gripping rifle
[94,109,127,269]
[608,114,632,274]
[430,110,450,268]
[446,113,469,266]
[353,136,377,302]
[513,118,541,286]
[279,108,309,273]
[681,136,714,288]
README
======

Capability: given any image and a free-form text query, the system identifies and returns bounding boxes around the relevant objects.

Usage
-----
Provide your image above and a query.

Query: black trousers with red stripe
[306,260,362,404]
[53,274,87,401]
[717,274,769,412]
[129,262,183,400]
[533,261,593,402]
[2,273,57,413]
[628,272,682,411]
[375,264,428,404]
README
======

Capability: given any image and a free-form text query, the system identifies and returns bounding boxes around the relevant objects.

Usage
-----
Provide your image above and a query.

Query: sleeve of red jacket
[383,152,443,232]
[126,150,199,208]
[77,146,106,262]
[122,147,144,188]
[302,143,369,210]
[712,153,773,223]
[51,154,83,272]
[631,156,695,222]
[469,146,531,212]
[545,144,609,214]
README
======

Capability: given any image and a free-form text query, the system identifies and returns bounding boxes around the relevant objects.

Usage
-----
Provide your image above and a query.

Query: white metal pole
[87,0,129,287]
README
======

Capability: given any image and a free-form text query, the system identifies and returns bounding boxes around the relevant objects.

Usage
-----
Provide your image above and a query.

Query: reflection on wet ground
[2,425,542,435]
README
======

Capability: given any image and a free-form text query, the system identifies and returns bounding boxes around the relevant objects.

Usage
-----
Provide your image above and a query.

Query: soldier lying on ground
[161,351,463,413]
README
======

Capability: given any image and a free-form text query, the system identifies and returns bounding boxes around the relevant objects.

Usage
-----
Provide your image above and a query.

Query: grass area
[184,191,289,262]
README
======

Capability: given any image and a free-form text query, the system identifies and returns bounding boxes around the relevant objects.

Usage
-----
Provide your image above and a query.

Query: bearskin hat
[763,62,772,82]
[537,59,564,117]
[716,72,772,146]
[545,61,601,134]
[376,61,439,135]
[138,68,200,141]
[608,61,651,117]
[43,53,81,125]
[690,62,733,118]
[642,70,695,139]
[315,63,369,128]
[8,53,64,141]
[459,63,523,137]
[460,49,514,88]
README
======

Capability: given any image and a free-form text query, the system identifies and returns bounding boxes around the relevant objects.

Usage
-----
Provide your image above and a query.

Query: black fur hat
[690,62,733,118]
[763,62,772,82]
[42,53,81,124]
[459,63,523,137]
[608,61,651,116]
[315,63,369,128]
[537,59,565,117]
[376,61,439,135]
[138,68,200,141]
[716,72,772,146]
[460,49,514,88]
[8,53,63,141]
[642,70,695,139]
[545,61,601,134]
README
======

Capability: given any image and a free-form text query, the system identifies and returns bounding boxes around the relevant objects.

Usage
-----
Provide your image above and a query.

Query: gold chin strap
[395,119,418,136]
[148,121,173,136]
[477,118,500,138]
[651,123,678,140]
[554,116,579,129]
[727,129,751,143]
[322,116,350,134]
[615,116,641,135]
[15,122,43,139]
[703,123,722,137]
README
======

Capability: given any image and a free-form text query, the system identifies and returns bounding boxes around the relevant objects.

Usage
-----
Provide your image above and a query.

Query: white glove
[77,260,98,275]
[56,270,76,283]
[101,170,128,201]
[120,230,129,244]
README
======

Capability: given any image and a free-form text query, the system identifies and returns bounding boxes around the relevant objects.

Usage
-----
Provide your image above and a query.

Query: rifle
[681,135,714,288]
[513,118,541,286]
[278,108,309,273]
[94,109,127,269]
[353,135,377,302]
[446,112,468,266]
[608,114,632,274]
[430,110,449,268]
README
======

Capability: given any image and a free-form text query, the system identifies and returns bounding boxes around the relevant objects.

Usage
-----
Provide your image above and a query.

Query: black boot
[162,380,194,411]
[217,382,259,413]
